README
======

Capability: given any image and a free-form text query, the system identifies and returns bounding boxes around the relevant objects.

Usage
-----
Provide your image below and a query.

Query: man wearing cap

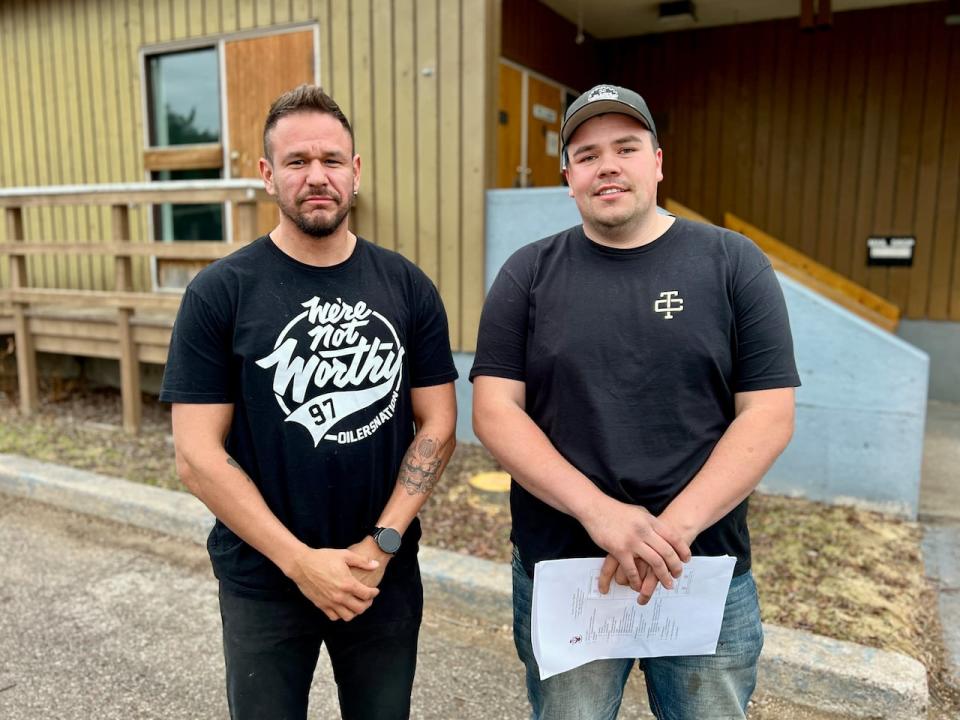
[471,84,799,719]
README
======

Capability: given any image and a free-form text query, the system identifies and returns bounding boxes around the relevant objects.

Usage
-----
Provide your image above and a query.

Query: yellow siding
[238,0,256,31]
[393,0,418,263]
[220,0,238,34]
[25,0,52,288]
[0,0,495,350]
[438,0,462,342]
[460,0,496,351]
[415,0,440,283]
[371,0,397,252]
[351,0,375,241]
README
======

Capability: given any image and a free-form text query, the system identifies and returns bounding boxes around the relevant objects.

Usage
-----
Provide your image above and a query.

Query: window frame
[138,22,321,291]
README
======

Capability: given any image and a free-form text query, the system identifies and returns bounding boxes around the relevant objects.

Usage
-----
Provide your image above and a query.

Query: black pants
[218,560,422,720]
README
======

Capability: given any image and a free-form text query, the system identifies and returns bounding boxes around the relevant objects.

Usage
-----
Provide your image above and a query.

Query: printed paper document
[531,556,736,679]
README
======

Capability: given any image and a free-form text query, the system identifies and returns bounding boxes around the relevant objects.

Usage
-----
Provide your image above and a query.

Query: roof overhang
[538,0,937,39]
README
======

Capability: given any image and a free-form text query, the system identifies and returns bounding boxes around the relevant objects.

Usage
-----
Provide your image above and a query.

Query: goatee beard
[282,202,351,238]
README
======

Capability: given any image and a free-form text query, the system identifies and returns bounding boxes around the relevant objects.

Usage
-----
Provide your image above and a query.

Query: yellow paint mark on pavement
[468,471,511,493]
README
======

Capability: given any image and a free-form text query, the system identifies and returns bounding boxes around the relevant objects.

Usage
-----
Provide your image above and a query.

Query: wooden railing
[0,180,271,433]
[664,199,901,332]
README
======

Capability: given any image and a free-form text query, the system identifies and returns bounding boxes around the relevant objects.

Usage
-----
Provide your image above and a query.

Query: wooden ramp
[664,199,900,333]
[0,180,270,433]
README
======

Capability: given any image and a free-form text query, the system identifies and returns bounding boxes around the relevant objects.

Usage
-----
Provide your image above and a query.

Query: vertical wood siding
[0,0,494,350]
[608,1,960,320]
[500,0,599,92]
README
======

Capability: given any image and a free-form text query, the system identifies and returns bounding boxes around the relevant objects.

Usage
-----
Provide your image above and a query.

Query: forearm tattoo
[226,456,255,485]
[398,436,445,496]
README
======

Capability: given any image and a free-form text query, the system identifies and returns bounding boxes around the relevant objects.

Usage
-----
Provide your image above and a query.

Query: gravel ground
[0,380,956,715]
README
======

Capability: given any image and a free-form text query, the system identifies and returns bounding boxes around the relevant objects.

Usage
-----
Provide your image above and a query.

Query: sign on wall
[867,236,916,267]
[532,103,558,123]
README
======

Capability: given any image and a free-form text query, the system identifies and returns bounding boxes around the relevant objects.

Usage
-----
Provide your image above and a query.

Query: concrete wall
[766,277,928,518]
[455,187,583,442]
[458,188,929,518]
[897,320,960,404]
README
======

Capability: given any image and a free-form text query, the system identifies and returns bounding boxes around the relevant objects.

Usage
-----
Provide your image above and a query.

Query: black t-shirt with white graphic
[161,236,458,597]
[470,218,800,578]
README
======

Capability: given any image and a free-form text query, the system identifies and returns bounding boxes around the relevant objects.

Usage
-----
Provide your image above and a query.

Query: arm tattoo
[226,456,255,485]
[398,436,444,496]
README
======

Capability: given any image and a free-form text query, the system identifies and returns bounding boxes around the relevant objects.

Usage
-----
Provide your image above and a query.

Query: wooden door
[496,63,523,188]
[225,30,316,239]
[526,75,563,188]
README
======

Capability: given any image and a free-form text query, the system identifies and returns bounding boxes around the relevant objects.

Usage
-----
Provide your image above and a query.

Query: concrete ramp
[767,275,928,518]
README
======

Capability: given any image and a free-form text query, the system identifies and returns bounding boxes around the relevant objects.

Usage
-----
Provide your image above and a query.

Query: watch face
[376,527,402,554]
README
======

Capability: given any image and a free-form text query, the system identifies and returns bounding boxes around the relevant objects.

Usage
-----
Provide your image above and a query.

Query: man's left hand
[599,514,697,605]
[599,555,660,605]
[347,536,391,589]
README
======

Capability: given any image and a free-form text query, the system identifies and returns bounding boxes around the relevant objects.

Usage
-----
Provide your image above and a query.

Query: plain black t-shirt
[470,218,800,577]
[161,236,458,597]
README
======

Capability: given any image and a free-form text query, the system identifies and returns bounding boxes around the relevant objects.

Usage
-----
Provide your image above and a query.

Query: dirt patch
[0,382,956,716]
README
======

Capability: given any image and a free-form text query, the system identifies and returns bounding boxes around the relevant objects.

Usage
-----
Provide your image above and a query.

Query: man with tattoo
[160,85,457,720]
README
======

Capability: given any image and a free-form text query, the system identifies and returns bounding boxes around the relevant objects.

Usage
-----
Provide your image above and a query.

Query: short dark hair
[262,84,354,161]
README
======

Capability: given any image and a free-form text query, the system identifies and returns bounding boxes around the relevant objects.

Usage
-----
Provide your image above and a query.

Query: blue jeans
[512,549,764,720]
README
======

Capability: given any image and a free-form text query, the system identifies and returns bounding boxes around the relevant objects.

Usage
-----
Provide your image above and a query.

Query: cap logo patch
[587,85,619,103]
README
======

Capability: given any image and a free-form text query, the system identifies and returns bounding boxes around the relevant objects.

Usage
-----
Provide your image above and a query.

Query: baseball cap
[560,84,658,157]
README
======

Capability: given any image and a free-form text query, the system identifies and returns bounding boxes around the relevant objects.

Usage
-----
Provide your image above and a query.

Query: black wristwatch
[371,526,402,555]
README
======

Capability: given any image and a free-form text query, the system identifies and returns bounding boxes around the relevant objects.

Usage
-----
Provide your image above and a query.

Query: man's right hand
[581,498,691,592]
[287,547,381,621]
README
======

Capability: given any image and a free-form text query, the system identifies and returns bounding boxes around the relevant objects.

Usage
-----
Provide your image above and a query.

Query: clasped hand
[288,546,382,622]
[583,500,692,605]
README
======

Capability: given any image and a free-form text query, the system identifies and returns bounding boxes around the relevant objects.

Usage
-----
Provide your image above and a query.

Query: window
[150,169,224,242]
[145,46,224,269]
[146,48,220,147]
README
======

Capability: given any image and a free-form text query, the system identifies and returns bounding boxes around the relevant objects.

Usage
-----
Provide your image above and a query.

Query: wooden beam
[664,198,714,225]
[817,0,832,27]
[0,188,269,208]
[112,205,133,291]
[143,144,223,171]
[5,209,27,290]
[13,307,38,413]
[112,203,141,434]
[724,212,900,329]
[235,201,257,245]
[0,182,270,208]
[1,288,183,311]
[5,207,38,415]
[29,317,118,341]
[131,325,172,346]
[767,255,898,331]
[0,242,235,259]
[800,0,815,29]
[137,345,170,365]
[117,307,141,434]
[32,335,120,359]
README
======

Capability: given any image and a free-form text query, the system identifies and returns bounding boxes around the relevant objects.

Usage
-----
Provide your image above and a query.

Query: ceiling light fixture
[575,1,585,44]
[658,0,697,23]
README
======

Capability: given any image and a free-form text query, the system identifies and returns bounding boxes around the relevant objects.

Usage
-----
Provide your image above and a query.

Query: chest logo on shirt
[255,296,404,446]
[654,290,684,319]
